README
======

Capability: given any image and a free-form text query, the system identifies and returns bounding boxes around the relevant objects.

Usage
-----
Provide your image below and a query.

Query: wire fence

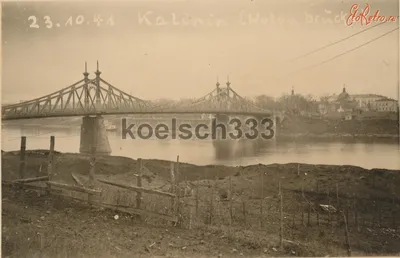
[175,174,399,232]
[3,135,400,256]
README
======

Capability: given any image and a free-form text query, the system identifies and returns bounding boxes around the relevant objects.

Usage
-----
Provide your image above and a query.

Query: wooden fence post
[87,119,98,205]
[116,190,121,206]
[279,181,283,249]
[36,163,42,178]
[170,162,176,212]
[260,170,264,228]
[336,183,340,225]
[1,154,3,178]
[176,155,180,181]
[195,182,199,217]
[136,158,142,209]
[327,189,331,228]
[291,208,296,237]
[345,200,349,227]
[50,136,55,172]
[301,181,305,226]
[176,155,181,197]
[46,136,55,194]
[371,202,376,228]
[48,136,55,179]
[278,179,281,195]
[392,196,397,228]
[229,176,233,226]
[19,136,27,179]
[175,156,183,223]
[378,202,382,227]
[242,200,247,225]
[316,181,320,227]
[88,145,97,204]
[209,178,215,225]
[189,186,195,230]
[342,211,352,257]
[47,136,55,194]
[354,194,359,232]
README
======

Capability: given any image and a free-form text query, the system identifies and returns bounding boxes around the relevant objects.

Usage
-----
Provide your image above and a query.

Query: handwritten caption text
[27,14,115,29]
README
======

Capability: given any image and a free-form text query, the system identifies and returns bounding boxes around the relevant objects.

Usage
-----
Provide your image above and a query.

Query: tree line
[151,93,322,113]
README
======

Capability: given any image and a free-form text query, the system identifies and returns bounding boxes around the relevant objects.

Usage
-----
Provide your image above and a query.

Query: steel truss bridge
[1,62,282,121]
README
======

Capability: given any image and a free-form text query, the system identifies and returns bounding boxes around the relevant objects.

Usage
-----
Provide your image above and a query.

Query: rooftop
[375,98,398,102]
[350,94,385,98]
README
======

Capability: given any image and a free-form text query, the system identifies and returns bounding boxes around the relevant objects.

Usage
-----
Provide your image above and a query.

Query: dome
[338,86,350,101]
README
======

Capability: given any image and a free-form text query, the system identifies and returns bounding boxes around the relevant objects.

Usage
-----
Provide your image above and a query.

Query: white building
[371,98,399,112]
[350,94,385,111]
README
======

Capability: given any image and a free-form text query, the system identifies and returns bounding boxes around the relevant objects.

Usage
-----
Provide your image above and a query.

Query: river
[2,126,399,170]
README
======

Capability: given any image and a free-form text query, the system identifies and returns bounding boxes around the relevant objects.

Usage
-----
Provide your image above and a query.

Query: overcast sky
[2,0,399,103]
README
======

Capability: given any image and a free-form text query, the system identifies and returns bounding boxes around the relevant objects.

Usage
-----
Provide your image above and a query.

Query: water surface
[2,126,399,170]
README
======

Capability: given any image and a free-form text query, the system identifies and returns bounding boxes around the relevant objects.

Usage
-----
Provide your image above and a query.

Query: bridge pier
[211,114,233,159]
[79,115,112,155]
[253,114,278,140]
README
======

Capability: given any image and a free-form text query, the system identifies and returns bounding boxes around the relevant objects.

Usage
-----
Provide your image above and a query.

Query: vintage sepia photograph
[1,0,399,257]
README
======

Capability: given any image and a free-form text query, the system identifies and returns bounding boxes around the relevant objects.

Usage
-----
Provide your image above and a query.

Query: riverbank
[2,150,400,257]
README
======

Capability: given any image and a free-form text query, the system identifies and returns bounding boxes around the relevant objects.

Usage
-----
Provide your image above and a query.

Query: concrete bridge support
[79,115,111,155]
[211,114,233,159]
[213,114,230,140]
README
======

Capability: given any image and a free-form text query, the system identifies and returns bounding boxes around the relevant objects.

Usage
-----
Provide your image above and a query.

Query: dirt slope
[2,150,400,257]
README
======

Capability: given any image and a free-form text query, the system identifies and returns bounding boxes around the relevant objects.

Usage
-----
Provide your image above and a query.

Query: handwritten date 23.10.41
[27,15,115,29]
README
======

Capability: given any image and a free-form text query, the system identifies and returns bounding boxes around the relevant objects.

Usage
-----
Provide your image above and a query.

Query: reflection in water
[1,125,399,170]
[340,144,355,152]
[212,138,277,160]
[19,126,78,137]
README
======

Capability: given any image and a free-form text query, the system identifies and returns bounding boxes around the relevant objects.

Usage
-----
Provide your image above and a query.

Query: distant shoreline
[277,133,399,143]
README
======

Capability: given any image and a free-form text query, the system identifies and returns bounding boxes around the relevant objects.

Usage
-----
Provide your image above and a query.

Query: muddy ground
[2,150,400,257]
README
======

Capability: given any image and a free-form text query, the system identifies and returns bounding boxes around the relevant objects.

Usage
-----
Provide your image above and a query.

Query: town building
[349,94,385,111]
[371,98,399,112]
[318,84,398,112]
[285,87,319,116]
[318,86,358,118]
[316,84,399,121]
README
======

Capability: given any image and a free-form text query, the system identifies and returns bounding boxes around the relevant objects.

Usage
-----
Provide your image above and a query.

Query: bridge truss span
[1,62,279,121]
[2,63,152,120]
[156,80,273,115]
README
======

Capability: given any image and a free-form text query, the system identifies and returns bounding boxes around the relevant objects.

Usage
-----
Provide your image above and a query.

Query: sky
[1,0,399,103]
